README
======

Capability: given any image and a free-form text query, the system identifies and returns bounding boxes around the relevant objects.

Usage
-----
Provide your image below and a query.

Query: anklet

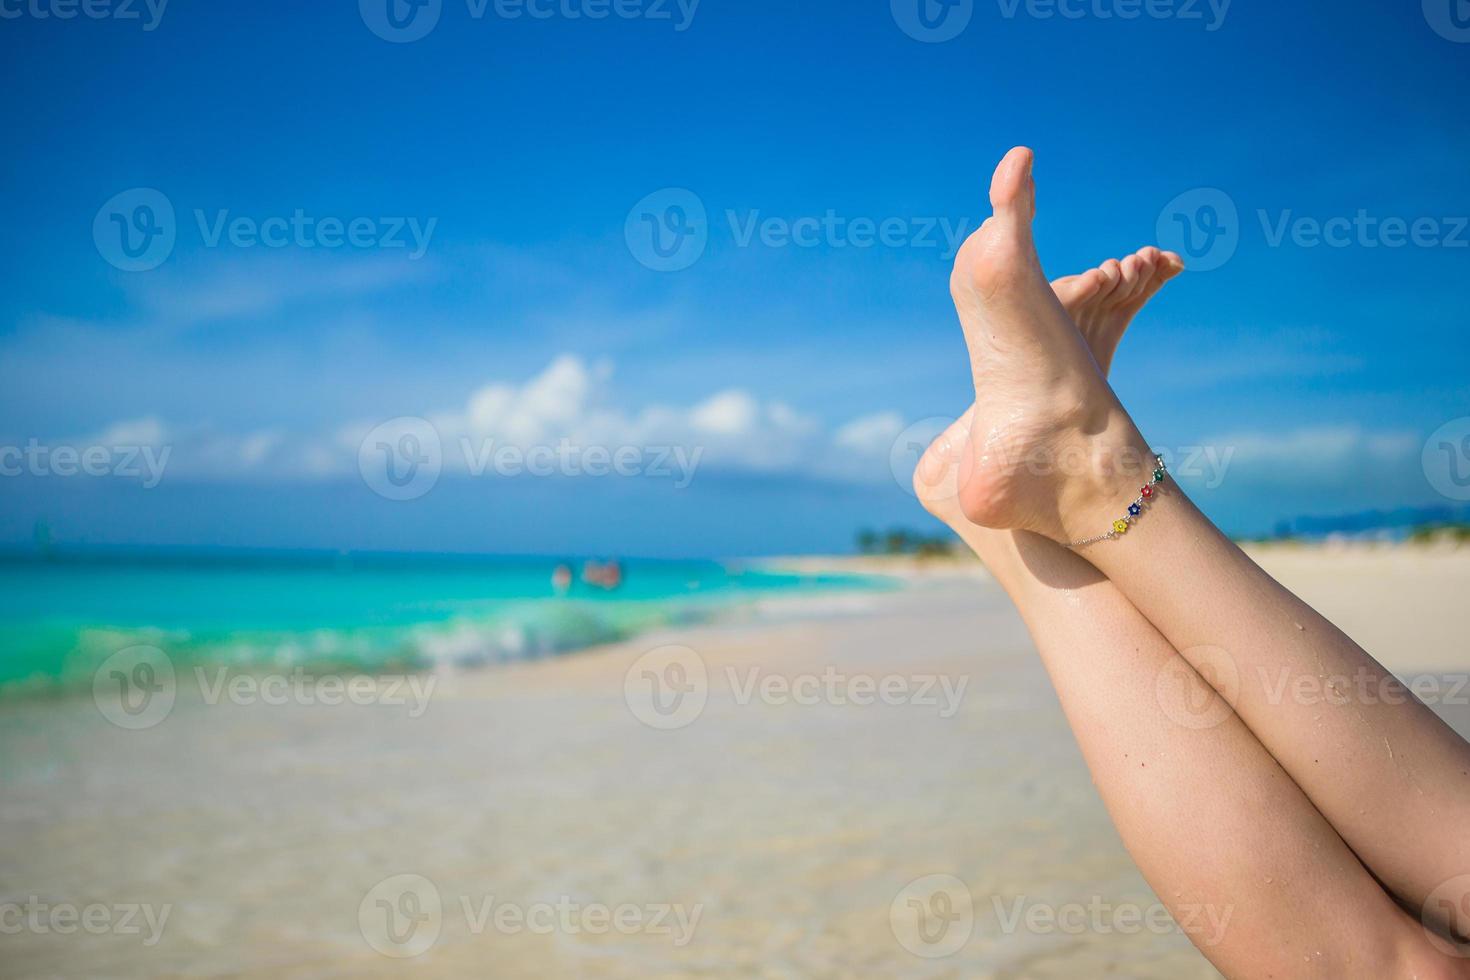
[1067,455,1168,549]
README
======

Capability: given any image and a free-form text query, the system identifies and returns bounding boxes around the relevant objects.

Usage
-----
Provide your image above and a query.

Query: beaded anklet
[1067,454,1168,549]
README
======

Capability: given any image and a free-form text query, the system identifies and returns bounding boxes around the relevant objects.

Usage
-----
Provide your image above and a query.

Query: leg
[947,146,1470,955]
[918,258,1461,976]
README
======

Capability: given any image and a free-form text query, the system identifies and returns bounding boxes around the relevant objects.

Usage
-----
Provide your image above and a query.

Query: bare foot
[915,246,1182,528]
[939,147,1158,543]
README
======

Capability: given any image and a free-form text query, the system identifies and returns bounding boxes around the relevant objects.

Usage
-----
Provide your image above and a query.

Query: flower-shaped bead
[1112,519,1130,535]
[1141,485,1155,499]
[1128,504,1142,517]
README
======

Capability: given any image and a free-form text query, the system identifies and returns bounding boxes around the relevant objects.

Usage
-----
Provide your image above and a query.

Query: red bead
[1141,485,1155,499]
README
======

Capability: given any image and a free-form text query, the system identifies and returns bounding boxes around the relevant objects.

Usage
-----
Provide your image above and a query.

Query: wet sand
[2,546,1466,978]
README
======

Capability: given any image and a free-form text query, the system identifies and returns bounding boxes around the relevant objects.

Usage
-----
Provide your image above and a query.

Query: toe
[1158,250,1186,280]
[1117,254,1145,301]
[987,146,1036,230]
[914,410,974,511]
[1137,247,1184,301]
[1136,246,1162,273]
[1095,259,1124,298]
[1052,269,1105,311]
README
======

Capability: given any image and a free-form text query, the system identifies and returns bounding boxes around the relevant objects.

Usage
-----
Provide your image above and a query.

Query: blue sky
[1,0,1468,556]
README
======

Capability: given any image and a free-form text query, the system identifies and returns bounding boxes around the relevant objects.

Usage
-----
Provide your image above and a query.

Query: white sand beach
[2,545,1466,978]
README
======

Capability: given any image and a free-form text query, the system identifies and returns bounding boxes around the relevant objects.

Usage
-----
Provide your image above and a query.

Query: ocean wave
[0,597,722,699]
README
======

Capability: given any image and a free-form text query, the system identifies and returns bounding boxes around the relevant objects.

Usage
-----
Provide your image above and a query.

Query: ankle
[1053,415,1158,546]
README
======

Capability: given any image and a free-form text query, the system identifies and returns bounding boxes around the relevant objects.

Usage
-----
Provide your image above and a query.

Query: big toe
[988,146,1037,235]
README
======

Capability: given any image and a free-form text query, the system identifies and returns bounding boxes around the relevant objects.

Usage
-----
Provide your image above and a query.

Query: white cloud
[834,412,906,456]
[1201,425,1418,468]
[1179,424,1423,494]
[59,355,896,485]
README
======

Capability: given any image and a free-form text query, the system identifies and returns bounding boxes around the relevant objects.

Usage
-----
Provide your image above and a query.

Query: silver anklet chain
[1067,454,1168,549]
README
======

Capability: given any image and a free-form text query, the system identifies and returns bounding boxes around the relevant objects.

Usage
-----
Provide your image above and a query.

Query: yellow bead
[1113,520,1130,534]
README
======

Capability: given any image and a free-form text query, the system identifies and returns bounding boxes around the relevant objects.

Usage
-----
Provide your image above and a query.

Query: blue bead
[1128,504,1142,516]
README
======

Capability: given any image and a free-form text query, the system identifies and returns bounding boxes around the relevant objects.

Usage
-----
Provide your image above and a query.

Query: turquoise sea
[0,550,883,697]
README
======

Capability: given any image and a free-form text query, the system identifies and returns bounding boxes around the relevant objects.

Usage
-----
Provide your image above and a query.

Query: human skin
[915,147,1470,977]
